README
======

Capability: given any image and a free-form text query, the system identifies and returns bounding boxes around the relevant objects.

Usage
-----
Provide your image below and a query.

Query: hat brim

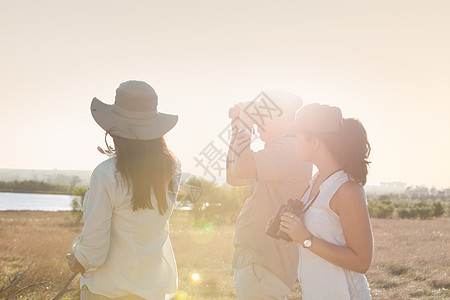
[91,98,178,140]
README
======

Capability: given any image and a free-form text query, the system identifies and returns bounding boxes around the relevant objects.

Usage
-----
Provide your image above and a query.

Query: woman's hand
[66,253,85,274]
[279,213,311,243]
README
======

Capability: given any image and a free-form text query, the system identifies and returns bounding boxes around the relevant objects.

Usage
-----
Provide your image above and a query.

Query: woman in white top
[280,103,373,299]
[66,80,181,299]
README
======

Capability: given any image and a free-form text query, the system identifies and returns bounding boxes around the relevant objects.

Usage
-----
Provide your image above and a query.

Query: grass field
[0,210,449,299]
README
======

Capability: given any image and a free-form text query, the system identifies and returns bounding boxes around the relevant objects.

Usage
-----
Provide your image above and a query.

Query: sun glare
[191,273,200,281]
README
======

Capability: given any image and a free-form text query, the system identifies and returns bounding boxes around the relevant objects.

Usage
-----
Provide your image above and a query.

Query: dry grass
[0,211,449,299]
[367,218,450,299]
[0,211,82,299]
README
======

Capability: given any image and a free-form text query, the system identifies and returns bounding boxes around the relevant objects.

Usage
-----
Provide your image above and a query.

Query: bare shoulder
[337,181,365,199]
[333,181,367,214]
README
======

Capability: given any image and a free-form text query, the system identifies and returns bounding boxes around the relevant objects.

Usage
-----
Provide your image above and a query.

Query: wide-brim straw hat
[91,80,178,140]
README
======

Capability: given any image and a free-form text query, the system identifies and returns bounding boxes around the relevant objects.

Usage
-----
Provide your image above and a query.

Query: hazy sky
[1,0,449,188]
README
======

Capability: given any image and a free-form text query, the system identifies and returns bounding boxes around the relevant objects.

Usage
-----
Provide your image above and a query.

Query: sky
[0,0,449,188]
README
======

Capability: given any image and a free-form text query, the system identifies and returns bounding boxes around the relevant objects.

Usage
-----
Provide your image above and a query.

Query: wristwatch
[303,234,314,248]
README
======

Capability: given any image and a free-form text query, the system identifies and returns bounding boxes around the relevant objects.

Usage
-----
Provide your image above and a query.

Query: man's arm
[226,131,257,186]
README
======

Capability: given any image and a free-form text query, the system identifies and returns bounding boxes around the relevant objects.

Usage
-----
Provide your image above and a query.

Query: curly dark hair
[308,118,371,185]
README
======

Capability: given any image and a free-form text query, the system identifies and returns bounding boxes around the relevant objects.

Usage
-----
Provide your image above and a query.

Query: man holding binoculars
[227,91,312,300]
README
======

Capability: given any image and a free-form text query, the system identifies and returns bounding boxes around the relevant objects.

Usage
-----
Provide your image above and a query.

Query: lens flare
[189,218,216,244]
[191,273,200,281]
[174,290,188,300]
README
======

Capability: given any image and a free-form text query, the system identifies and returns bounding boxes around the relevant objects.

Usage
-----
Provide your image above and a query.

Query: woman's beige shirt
[72,157,181,299]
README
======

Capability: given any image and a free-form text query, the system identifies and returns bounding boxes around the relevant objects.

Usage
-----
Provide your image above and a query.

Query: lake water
[0,192,80,211]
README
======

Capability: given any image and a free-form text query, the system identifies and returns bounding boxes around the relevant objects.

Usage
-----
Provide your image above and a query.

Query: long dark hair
[311,118,371,185]
[112,135,177,215]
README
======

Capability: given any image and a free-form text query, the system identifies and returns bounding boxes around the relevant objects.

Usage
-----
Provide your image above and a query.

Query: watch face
[303,239,312,248]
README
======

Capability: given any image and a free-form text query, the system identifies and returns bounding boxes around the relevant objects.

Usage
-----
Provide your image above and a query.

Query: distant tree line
[176,176,253,225]
[0,179,81,195]
[66,177,450,223]
[368,195,449,219]
[368,185,450,202]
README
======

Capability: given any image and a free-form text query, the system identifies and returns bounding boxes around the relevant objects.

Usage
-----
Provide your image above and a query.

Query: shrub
[368,198,394,219]
[407,207,418,219]
[397,206,418,219]
[394,201,409,209]
[71,187,87,223]
[398,208,409,219]
[432,202,445,218]
[378,194,391,201]
[415,202,434,220]
[417,206,433,219]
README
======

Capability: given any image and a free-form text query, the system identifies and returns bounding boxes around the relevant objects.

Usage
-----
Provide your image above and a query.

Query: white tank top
[298,170,371,300]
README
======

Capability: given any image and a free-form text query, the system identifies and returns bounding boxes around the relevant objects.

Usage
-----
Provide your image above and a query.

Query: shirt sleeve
[72,168,113,272]
[253,137,308,182]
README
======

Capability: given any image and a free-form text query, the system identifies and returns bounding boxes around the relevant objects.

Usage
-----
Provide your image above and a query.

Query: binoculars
[265,199,304,242]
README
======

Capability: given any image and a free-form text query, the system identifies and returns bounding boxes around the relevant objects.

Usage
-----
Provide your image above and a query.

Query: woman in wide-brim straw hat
[66,80,181,300]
